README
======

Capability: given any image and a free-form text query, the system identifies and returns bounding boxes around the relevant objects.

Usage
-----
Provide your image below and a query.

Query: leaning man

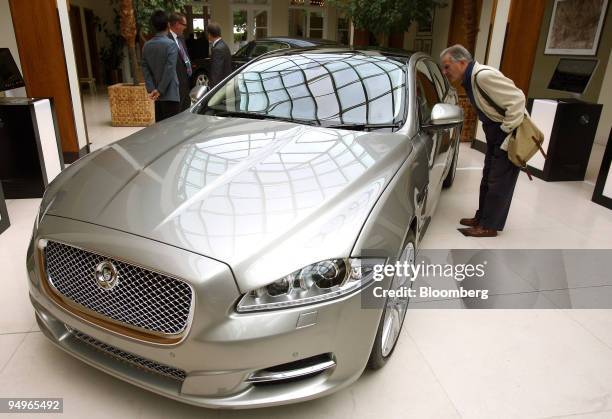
[440,45,526,237]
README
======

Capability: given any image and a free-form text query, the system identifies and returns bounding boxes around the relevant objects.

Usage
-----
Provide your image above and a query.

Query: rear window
[200,52,407,128]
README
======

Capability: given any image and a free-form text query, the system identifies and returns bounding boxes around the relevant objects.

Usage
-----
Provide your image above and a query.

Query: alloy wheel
[381,241,415,357]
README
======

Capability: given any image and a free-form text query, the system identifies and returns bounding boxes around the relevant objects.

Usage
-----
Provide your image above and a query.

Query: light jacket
[470,61,526,148]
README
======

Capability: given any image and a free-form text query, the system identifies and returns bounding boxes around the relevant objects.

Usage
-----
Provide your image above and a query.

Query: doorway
[231,5,270,53]
[288,6,326,38]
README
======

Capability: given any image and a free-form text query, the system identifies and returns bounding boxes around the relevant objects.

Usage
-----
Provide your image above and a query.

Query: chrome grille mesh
[44,241,193,335]
[70,329,186,381]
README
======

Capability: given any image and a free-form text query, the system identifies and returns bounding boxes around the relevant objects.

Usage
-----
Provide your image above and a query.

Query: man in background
[207,22,232,88]
[141,11,180,122]
[168,12,192,111]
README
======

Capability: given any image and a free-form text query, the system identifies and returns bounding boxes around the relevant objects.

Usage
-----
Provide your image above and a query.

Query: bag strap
[474,69,506,117]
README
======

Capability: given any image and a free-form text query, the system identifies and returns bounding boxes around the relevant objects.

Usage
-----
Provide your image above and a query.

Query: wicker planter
[108,83,155,127]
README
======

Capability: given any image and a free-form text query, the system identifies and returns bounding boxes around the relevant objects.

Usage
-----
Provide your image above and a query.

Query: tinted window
[251,42,290,57]
[234,42,254,58]
[201,53,407,129]
[416,60,441,124]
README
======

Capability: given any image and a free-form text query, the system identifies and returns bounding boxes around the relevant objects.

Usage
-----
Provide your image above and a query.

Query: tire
[442,141,459,189]
[367,231,416,370]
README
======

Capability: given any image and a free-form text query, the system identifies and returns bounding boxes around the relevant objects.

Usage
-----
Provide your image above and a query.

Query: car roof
[255,37,340,47]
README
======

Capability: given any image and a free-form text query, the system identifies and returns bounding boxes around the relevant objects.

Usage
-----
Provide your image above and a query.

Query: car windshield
[198,52,407,131]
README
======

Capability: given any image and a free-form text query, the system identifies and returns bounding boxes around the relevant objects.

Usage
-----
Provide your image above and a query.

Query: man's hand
[148,89,160,101]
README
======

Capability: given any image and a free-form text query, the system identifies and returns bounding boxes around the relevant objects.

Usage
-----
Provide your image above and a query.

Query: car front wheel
[367,231,416,370]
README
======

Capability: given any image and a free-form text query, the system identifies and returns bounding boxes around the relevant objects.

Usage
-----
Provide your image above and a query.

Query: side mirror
[427,103,463,128]
[190,85,209,104]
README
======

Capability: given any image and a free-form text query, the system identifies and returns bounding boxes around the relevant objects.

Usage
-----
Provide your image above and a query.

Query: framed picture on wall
[545,0,609,55]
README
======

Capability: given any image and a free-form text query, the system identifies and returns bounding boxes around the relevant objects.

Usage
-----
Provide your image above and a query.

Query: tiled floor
[82,90,144,152]
[1,93,612,418]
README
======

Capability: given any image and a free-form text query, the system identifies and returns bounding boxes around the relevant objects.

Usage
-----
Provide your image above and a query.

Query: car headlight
[236,258,384,312]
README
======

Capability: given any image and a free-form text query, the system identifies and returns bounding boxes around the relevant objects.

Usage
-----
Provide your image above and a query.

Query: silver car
[27,49,462,408]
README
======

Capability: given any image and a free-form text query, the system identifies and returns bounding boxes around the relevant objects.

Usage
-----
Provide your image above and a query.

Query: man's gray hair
[440,44,473,62]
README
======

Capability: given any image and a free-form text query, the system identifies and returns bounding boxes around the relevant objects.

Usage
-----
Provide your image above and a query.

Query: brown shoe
[458,226,498,237]
[459,217,479,227]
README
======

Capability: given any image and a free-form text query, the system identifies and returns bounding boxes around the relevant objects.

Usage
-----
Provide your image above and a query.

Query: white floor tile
[405,310,612,419]
[0,333,27,373]
[0,199,41,333]
[563,310,612,351]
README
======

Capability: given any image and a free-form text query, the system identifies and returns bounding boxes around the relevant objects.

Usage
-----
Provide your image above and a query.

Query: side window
[234,42,254,58]
[416,61,441,124]
[426,60,448,101]
[251,42,290,58]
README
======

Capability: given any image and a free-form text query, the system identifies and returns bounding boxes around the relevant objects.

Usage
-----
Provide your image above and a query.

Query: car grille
[44,241,193,335]
[69,328,186,381]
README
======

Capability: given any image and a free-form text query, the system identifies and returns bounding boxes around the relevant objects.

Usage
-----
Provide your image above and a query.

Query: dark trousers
[155,100,180,122]
[475,122,520,231]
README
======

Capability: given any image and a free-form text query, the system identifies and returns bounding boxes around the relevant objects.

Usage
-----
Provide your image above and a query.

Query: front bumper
[27,216,382,409]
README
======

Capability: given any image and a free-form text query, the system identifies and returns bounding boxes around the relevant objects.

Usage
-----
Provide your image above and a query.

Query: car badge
[95,261,119,290]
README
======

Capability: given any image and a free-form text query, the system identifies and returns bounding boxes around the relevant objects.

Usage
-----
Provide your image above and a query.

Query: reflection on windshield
[201,53,406,129]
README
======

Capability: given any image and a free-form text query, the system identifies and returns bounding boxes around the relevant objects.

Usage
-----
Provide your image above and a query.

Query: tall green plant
[133,0,188,36]
[329,0,445,36]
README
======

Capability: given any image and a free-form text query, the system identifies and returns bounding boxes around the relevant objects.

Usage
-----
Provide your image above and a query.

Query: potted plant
[98,14,125,85]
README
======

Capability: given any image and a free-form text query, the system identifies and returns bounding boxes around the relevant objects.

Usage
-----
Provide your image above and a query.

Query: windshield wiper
[324,122,402,131]
[206,109,318,126]
[207,110,266,120]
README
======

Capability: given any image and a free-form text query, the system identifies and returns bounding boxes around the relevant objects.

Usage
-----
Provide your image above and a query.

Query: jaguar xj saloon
[27,48,462,408]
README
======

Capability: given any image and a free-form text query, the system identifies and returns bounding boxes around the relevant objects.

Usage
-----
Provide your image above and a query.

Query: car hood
[45,112,412,290]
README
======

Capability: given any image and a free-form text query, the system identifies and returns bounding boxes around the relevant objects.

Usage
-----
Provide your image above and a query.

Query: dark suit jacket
[168,33,191,111]
[210,38,232,88]
[141,33,179,102]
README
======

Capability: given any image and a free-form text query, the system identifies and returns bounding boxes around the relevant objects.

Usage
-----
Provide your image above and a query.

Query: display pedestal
[471,98,602,182]
[592,128,612,210]
[0,97,64,198]
[528,98,602,181]
[0,182,9,235]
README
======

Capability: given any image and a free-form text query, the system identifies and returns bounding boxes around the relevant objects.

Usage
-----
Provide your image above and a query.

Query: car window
[416,60,442,124]
[426,60,448,100]
[200,52,407,130]
[234,42,254,58]
[251,42,290,58]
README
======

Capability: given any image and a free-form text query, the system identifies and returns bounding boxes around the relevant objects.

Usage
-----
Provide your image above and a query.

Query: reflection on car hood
[46,112,412,290]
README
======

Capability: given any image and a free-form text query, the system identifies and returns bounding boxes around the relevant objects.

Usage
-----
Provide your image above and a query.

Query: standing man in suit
[440,44,525,237]
[168,12,192,111]
[141,11,180,122]
[206,22,232,88]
